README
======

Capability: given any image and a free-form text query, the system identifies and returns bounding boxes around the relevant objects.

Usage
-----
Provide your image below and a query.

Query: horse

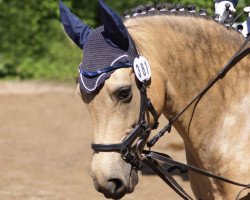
[59,1,250,199]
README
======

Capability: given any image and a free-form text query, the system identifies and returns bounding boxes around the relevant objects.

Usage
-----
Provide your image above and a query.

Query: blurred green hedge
[0,0,247,80]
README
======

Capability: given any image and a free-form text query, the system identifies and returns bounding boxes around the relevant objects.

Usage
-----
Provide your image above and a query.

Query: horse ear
[59,0,92,49]
[98,0,129,50]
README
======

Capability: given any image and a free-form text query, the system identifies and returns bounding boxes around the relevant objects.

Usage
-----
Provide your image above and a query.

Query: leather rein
[91,35,250,200]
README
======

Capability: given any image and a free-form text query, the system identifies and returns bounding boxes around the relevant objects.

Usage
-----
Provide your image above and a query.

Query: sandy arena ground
[0,81,194,200]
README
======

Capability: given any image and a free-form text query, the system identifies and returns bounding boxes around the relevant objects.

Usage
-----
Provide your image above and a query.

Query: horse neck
[126,15,249,142]
[127,16,250,198]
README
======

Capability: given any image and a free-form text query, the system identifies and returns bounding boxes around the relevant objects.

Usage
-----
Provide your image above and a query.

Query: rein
[92,35,250,199]
[148,34,250,148]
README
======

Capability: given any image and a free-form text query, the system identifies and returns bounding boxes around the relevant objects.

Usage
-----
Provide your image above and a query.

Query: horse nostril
[108,178,126,196]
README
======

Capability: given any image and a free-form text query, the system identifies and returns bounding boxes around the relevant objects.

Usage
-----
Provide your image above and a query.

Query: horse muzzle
[90,152,138,199]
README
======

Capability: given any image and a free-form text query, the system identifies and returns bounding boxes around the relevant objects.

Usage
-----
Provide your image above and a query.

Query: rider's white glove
[241,19,250,37]
[215,1,236,21]
[241,7,250,38]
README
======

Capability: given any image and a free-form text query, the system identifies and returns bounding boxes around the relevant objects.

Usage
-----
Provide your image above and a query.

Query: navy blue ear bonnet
[59,0,138,93]
[79,26,138,93]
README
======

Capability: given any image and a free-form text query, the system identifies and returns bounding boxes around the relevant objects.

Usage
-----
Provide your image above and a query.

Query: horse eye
[117,86,132,100]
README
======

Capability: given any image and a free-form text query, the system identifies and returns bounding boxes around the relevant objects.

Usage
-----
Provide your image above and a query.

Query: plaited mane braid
[123,2,206,19]
[123,2,239,33]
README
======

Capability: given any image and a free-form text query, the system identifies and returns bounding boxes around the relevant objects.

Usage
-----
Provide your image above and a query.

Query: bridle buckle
[121,148,143,170]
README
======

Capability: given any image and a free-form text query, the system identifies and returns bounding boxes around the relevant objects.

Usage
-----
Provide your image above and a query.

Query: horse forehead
[105,68,133,90]
[86,68,133,104]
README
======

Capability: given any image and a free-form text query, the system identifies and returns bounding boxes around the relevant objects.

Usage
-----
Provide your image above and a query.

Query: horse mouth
[128,167,139,193]
[92,166,139,199]
[105,168,138,199]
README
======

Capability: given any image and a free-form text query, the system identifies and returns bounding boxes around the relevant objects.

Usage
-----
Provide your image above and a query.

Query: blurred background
[0,0,247,81]
[0,0,248,200]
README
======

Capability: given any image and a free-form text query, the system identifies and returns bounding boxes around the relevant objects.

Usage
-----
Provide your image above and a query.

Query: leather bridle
[91,35,250,199]
[92,82,159,169]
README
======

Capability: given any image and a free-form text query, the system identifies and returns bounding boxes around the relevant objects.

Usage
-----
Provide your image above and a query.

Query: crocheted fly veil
[59,0,138,93]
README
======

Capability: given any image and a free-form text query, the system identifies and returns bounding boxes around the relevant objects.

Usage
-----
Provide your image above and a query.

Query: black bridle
[92,82,159,169]
[92,35,250,199]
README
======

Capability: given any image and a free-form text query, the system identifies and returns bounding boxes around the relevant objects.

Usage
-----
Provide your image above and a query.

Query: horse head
[60,0,164,198]
[60,0,250,199]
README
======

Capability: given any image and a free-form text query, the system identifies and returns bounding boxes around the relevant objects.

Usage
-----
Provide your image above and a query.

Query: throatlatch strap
[148,35,250,148]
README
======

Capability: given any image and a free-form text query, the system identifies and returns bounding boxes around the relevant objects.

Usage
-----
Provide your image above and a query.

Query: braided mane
[123,3,209,19]
[122,2,239,32]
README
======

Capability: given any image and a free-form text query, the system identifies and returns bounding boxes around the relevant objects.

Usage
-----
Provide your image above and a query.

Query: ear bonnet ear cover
[98,0,129,50]
[59,1,92,49]
[59,0,138,93]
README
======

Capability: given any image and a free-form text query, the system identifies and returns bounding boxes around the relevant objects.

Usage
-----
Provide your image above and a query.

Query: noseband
[91,35,250,200]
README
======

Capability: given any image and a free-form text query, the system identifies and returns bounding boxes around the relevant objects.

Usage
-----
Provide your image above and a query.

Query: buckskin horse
[59,0,250,199]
